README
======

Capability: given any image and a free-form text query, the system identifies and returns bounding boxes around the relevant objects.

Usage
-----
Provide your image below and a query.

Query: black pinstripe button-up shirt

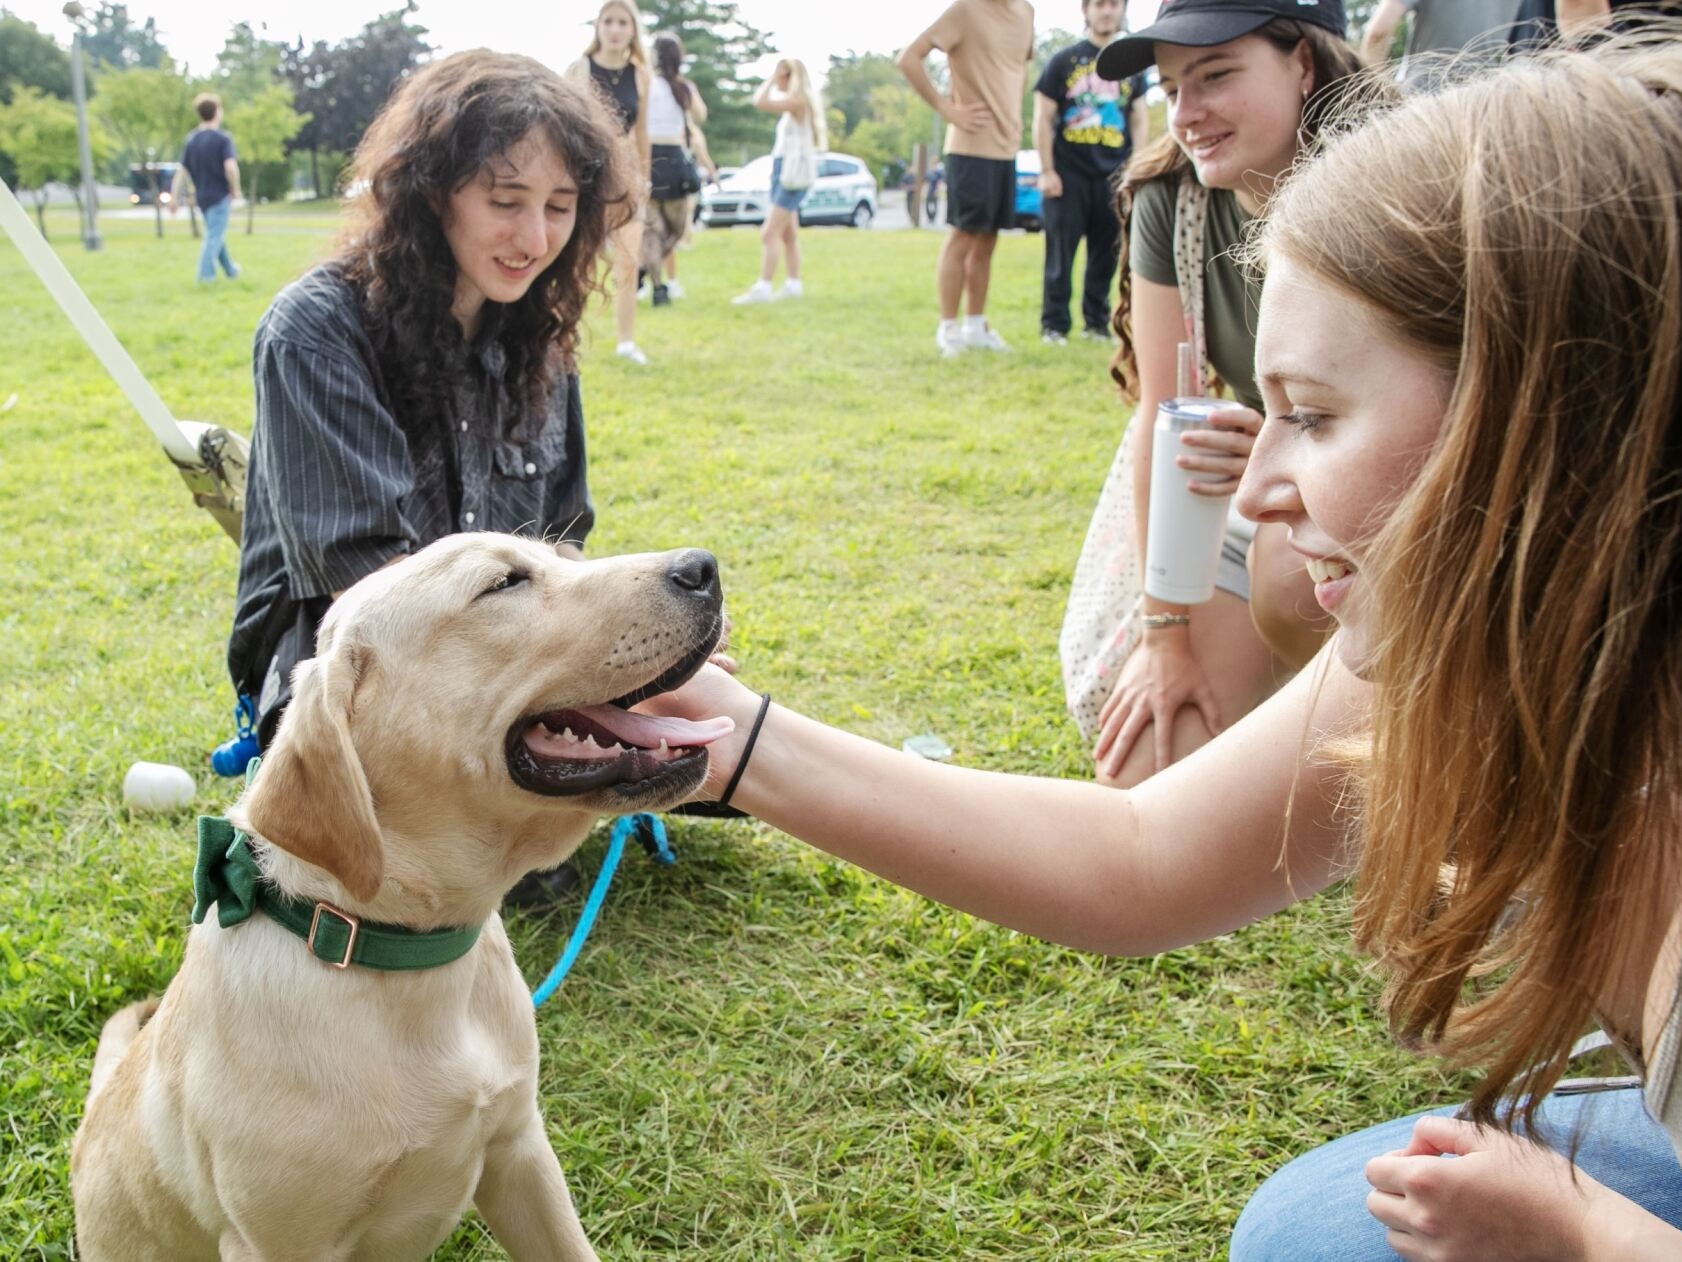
[228,264,594,739]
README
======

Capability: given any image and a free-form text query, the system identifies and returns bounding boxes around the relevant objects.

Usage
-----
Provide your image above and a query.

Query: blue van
[1013,150,1042,233]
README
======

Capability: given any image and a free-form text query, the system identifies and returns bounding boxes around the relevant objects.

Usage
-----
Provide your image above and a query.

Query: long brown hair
[334,50,633,437]
[1108,20,1368,399]
[653,34,691,111]
[1260,33,1682,1130]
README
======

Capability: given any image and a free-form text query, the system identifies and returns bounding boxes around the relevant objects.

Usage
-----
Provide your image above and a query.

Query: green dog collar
[192,814,483,971]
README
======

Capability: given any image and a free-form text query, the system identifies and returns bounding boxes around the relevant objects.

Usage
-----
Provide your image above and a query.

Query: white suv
[699,153,879,229]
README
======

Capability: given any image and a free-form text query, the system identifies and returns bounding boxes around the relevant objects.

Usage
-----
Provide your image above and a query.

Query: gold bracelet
[1140,612,1191,631]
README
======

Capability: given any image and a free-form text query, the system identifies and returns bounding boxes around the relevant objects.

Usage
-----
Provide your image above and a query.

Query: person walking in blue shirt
[169,94,241,283]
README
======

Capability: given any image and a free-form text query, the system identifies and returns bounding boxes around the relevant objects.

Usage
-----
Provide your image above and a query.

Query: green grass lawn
[0,208,1465,1259]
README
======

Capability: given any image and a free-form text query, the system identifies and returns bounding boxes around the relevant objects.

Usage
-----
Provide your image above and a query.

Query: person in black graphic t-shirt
[1034,0,1149,342]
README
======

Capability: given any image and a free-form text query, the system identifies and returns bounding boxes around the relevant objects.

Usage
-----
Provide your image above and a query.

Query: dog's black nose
[666,549,719,598]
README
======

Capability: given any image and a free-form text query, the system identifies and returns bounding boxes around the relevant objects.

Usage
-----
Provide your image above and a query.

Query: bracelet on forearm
[1140,612,1191,631]
[670,692,771,819]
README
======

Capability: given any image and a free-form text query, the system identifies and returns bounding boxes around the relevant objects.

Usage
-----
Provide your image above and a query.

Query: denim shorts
[769,157,808,213]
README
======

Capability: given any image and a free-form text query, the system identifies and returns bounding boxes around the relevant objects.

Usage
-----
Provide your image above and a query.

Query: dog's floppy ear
[238,640,384,902]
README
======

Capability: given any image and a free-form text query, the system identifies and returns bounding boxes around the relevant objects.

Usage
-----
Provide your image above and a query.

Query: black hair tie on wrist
[670,692,770,819]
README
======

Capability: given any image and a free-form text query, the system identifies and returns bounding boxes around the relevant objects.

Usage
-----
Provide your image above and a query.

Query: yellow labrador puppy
[72,533,733,1261]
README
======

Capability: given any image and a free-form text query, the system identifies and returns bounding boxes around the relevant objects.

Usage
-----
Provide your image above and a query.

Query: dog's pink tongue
[578,704,734,749]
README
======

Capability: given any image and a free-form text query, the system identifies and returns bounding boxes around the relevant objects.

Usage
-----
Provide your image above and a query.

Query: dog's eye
[480,570,530,598]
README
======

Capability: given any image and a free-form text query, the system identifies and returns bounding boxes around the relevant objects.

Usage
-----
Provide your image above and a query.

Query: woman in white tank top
[732,59,825,306]
[644,35,713,305]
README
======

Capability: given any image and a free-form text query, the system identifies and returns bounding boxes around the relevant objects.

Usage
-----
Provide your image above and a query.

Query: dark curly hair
[334,50,635,436]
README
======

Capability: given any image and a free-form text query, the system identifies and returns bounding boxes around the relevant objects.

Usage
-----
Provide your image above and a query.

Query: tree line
[0,0,1164,236]
[1,3,317,236]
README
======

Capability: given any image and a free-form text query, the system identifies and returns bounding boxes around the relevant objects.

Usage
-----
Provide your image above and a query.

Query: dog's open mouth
[508,703,732,798]
[505,623,732,800]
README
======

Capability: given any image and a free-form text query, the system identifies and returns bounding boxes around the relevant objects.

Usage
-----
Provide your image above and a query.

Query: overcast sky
[10,1,1164,85]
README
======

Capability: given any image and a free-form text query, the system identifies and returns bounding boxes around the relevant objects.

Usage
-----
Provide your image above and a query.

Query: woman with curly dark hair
[228,48,634,906]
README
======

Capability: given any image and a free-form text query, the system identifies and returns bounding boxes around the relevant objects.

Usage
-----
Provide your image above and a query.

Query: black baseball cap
[1096,0,1348,81]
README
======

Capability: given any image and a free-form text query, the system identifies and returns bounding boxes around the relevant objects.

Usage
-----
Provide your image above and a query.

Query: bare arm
[169,165,188,212]
[684,78,708,125]
[1033,91,1061,199]
[1360,0,1408,66]
[1585,1201,1682,1261]
[1556,0,1612,34]
[688,122,716,179]
[633,66,651,178]
[753,78,806,120]
[897,25,989,131]
[224,156,241,203]
[652,646,1365,956]
[896,28,949,115]
[1088,273,1231,776]
[1128,276,1185,620]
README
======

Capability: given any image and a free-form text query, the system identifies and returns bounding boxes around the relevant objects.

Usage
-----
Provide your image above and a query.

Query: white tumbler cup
[1145,397,1233,605]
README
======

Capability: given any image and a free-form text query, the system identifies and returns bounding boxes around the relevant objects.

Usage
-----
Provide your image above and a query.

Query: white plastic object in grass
[123,761,196,811]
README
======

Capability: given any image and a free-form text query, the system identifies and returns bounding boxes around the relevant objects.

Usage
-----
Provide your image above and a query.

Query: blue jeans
[198,198,237,282]
[769,157,808,213]
[1231,1086,1682,1258]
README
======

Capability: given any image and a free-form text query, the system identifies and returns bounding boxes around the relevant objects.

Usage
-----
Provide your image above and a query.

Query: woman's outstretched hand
[1093,631,1222,780]
[1179,404,1263,498]
[637,662,759,801]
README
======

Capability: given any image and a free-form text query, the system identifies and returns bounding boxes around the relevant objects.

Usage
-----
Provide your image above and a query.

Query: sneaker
[732,280,774,305]
[936,322,967,358]
[665,278,685,300]
[1041,330,1069,346]
[651,284,671,307]
[1080,326,1114,343]
[964,321,1010,352]
[615,341,649,366]
[777,278,804,300]
[636,281,651,301]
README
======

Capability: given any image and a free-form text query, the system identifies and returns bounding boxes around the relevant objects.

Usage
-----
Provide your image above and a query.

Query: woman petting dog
[228,50,635,909]
[653,33,1682,1259]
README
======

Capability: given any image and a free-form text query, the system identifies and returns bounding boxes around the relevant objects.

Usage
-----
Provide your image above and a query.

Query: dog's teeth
[561,726,576,742]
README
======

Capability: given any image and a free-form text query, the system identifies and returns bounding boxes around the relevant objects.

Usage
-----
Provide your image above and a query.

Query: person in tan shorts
[898,0,1036,357]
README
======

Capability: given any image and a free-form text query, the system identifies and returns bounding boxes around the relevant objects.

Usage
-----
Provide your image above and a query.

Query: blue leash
[530,813,675,1008]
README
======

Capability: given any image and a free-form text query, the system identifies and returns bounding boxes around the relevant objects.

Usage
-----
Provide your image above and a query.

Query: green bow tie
[191,815,483,971]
